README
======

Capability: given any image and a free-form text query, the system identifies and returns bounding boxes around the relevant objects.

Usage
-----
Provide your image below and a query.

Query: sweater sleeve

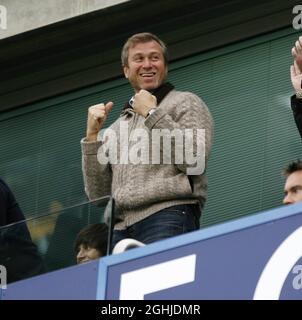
[81,138,112,201]
[291,94,302,140]
[144,92,214,175]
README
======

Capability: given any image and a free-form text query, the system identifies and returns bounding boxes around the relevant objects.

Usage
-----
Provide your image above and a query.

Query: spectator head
[121,32,168,67]
[283,160,302,205]
[74,223,108,264]
[121,32,168,92]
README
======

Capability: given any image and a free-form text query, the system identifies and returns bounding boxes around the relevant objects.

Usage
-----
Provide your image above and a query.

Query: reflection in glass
[0,196,112,284]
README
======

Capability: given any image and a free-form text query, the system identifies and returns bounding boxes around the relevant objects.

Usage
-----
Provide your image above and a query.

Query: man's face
[76,244,102,264]
[283,170,302,204]
[123,40,167,92]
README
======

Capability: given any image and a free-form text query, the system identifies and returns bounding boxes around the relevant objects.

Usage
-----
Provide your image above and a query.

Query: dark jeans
[111,204,201,251]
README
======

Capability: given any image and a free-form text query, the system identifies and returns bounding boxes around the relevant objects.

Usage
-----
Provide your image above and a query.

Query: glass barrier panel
[0,196,113,285]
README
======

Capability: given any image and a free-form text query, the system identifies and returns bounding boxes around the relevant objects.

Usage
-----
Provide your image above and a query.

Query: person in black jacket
[0,178,27,227]
[290,36,302,139]
[0,178,45,283]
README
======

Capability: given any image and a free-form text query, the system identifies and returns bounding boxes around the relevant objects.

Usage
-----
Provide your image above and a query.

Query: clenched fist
[132,90,157,118]
[86,101,113,141]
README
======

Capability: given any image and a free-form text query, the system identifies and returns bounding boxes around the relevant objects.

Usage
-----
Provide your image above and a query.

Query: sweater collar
[123,82,175,112]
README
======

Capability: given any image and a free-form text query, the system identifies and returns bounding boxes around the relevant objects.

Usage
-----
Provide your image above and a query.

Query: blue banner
[2,202,302,300]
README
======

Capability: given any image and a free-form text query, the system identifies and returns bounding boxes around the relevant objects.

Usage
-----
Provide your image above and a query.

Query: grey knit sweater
[81,89,213,230]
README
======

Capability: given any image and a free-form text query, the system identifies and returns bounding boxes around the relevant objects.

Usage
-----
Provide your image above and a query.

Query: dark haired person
[81,32,213,247]
[0,178,27,227]
[0,178,45,283]
[283,160,302,205]
[75,223,108,264]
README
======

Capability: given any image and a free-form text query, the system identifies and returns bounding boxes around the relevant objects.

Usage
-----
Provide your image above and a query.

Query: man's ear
[123,66,129,79]
[164,65,168,78]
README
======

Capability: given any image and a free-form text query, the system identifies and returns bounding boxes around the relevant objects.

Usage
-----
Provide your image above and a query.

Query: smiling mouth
[79,259,90,264]
[140,72,156,77]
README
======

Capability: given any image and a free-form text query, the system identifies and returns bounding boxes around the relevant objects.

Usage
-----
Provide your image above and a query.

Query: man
[0,177,27,227]
[81,33,213,247]
[283,160,302,205]
[0,178,45,283]
[74,223,108,264]
[290,36,302,138]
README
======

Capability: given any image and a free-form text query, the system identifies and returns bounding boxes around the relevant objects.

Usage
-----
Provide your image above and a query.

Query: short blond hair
[121,32,168,67]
